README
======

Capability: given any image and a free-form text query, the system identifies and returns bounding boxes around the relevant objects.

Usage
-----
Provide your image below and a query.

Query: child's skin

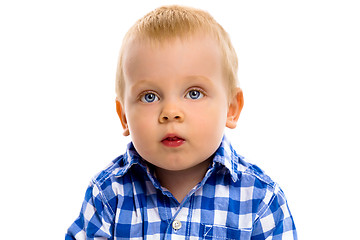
[116,32,244,203]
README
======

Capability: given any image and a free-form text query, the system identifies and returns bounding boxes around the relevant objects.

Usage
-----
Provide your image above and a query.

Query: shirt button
[172,220,182,230]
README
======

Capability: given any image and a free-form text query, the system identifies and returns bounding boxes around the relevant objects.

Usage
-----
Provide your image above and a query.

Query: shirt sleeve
[251,185,297,240]
[66,182,114,240]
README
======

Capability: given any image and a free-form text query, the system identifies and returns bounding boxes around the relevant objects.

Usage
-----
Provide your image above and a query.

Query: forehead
[122,33,224,82]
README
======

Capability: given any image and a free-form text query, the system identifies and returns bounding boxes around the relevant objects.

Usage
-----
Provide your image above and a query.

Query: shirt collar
[113,142,148,177]
[116,136,243,182]
[211,135,241,182]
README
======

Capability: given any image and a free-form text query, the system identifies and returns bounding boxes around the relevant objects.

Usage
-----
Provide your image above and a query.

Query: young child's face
[117,33,242,172]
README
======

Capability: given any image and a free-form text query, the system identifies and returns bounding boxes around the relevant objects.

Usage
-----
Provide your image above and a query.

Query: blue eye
[186,90,204,100]
[140,92,159,103]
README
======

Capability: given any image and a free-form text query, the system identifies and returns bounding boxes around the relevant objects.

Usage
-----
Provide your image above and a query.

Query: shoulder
[233,157,297,238]
[238,155,276,189]
[210,150,296,234]
[232,154,290,218]
[85,154,133,215]
[92,154,128,186]
[214,137,283,199]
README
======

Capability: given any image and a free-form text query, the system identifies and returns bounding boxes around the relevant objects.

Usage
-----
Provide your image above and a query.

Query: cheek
[190,103,228,130]
[127,107,157,133]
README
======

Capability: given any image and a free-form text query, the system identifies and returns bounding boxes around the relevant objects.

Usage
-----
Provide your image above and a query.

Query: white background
[1,0,359,239]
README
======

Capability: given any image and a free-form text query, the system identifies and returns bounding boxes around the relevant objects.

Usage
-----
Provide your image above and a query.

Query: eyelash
[139,91,160,103]
[138,88,206,103]
[185,88,205,100]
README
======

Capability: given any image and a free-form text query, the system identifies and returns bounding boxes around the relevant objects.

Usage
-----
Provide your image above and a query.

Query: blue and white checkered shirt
[66,136,297,239]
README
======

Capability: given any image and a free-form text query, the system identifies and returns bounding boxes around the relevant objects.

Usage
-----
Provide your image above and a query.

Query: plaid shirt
[66,136,297,239]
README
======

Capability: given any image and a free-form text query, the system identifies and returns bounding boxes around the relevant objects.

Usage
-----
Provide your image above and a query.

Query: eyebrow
[184,75,213,84]
[130,80,158,93]
[184,75,216,89]
[129,75,215,93]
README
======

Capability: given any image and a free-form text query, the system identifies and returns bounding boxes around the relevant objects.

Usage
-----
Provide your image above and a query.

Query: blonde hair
[116,5,238,103]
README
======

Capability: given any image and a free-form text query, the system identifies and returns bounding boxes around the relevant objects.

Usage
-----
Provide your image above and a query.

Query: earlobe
[226,88,244,129]
[115,99,130,136]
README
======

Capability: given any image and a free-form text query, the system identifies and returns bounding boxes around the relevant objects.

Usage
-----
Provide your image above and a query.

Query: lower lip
[161,139,185,147]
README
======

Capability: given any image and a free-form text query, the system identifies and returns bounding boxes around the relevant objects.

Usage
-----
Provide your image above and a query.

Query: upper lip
[161,134,185,141]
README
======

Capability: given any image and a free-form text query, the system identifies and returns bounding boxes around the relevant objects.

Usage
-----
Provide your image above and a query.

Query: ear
[226,88,244,129]
[115,99,130,136]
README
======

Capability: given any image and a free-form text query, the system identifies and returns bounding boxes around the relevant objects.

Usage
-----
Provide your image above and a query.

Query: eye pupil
[145,93,155,102]
[189,90,200,99]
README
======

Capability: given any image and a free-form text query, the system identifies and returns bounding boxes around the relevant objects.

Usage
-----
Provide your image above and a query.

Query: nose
[159,103,184,123]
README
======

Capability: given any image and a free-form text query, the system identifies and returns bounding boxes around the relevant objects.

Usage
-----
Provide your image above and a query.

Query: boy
[66,5,297,239]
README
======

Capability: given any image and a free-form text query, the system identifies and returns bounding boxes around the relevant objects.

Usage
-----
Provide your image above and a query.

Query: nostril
[159,111,183,123]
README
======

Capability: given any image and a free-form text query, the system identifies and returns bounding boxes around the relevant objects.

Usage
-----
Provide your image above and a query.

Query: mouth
[161,134,185,147]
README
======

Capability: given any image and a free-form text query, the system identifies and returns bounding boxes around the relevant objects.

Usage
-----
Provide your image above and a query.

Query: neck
[155,159,212,203]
